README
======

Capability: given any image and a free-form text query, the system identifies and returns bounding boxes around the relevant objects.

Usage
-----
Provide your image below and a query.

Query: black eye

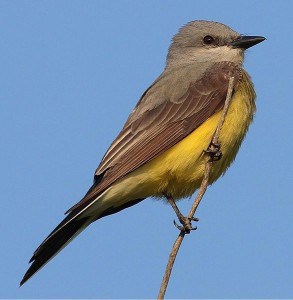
[203,35,215,45]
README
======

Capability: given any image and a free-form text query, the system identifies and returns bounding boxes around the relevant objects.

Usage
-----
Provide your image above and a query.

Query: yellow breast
[99,71,256,208]
[148,71,256,199]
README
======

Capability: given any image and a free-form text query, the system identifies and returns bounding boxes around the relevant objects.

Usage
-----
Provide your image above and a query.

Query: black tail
[20,216,90,286]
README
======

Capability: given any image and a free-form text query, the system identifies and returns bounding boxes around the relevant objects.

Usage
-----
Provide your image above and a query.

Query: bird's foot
[164,192,199,234]
[173,216,198,234]
[204,140,222,162]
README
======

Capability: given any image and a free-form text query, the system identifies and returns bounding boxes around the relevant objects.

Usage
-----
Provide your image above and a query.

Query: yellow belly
[156,73,255,198]
[97,72,256,210]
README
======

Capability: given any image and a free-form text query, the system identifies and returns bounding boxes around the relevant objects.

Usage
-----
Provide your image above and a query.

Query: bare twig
[157,77,235,299]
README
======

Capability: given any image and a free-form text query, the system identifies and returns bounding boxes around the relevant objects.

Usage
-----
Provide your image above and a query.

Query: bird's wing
[67,62,241,214]
[20,62,241,286]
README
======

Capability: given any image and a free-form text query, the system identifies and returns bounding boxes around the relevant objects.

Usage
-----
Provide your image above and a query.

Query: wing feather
[67,62,241,214]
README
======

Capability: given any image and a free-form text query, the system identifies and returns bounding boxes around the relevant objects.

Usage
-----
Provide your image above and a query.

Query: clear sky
[1,0,292,298]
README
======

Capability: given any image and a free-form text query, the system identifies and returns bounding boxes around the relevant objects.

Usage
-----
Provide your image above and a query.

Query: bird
[20,20,265,286]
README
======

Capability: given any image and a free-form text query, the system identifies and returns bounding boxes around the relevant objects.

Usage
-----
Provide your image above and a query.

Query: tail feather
[20,216,91,286]
[20,190,145,286]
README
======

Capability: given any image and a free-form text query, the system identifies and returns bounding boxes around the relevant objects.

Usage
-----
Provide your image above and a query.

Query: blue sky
[1,0,292,298]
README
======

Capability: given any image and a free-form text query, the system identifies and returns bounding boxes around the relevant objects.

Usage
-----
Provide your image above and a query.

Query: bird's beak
[230,35,266,49]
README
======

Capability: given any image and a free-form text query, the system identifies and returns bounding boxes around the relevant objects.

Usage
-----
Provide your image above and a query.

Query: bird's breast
[152,71,256,199]
[98,72,256,206]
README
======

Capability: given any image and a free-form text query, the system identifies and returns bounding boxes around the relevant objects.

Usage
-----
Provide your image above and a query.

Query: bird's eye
[203,35,215,45]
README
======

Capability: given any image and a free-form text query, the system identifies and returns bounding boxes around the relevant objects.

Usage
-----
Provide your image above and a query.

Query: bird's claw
[173,216,198,234]
[204,140,222,162]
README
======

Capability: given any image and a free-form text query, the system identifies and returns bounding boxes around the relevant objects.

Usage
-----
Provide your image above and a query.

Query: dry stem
[157,76,235,299]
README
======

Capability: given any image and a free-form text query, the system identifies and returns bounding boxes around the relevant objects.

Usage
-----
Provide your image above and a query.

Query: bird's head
[166,20,265,68]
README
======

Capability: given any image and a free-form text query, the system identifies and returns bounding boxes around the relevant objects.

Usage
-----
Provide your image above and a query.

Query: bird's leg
[204,140,222,161]
[163,193,198,234]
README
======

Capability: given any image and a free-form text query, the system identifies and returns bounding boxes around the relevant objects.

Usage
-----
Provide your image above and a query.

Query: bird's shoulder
[95,61,242,175]
[125,61,242,128]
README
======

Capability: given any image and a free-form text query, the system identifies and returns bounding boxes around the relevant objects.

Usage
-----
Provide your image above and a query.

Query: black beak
[230,35,266,49]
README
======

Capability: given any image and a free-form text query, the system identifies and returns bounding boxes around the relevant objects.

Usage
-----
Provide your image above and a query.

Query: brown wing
[67,62,241,214]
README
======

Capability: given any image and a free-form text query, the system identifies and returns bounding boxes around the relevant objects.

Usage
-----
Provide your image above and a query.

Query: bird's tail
[20,180,145,286]
[20,214,92,286]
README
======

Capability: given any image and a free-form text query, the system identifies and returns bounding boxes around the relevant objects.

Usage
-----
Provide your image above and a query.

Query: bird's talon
[173,220,182,230]
[173,219,178,227]
[205,141,223,162]
[173,217,197,234]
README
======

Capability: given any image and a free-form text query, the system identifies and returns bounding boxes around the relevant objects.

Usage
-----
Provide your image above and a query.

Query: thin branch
[157,76,235,300]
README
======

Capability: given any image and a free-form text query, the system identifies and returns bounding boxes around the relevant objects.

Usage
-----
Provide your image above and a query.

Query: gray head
[166,20,265,68]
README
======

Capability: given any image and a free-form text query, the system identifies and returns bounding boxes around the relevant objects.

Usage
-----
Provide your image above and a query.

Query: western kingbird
[20,20,265,285]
